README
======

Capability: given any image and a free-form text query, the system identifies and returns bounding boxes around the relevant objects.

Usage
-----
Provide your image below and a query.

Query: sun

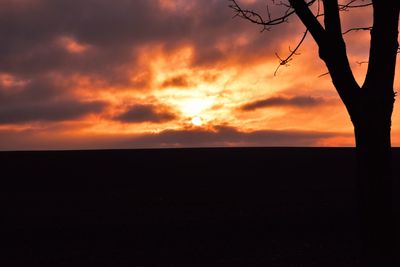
[191,116,203,126]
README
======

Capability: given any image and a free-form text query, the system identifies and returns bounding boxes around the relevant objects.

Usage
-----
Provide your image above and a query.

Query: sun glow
[179,98,215,117]
[191,116,203,126]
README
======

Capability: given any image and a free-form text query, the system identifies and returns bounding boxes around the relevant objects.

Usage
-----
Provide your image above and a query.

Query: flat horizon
[1,146,400,152]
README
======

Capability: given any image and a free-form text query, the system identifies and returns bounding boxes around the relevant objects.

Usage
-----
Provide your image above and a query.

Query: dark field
[1,148,399,266]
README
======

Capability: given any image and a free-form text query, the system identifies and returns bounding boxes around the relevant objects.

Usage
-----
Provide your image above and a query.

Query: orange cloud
[0,0,398,149]
[57,36,91,54]
[113,104,177,124]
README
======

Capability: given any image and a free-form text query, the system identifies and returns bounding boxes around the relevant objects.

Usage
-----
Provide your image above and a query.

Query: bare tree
[230,0,399,265]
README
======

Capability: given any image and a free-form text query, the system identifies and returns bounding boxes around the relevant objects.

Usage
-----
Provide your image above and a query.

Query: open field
[1,148,399,266]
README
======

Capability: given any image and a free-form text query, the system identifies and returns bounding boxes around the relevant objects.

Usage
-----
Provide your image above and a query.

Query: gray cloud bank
[0,99,105,124]
[114,104,176,123]
[0,76,107,124]
[241,96,326,111]
[0,0,294,79]
[0,125,348,150]
[116,126,341,148]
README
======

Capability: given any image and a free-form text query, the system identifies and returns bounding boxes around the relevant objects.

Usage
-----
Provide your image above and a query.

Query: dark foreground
[1,148,399,266]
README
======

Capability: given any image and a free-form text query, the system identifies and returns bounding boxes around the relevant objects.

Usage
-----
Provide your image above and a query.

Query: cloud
[114,104,176,123]
[0,0,304,128]
[0,0,297,79]
[161,75,192,88]
[240,96,326,111]
[0,0,384,150]
[114,125,343,148]
[0,99,106,124]
[0,125,354,150]
[0,75,106,124]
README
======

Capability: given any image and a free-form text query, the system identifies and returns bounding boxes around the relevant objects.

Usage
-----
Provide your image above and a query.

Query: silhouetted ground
[1,148,399,266]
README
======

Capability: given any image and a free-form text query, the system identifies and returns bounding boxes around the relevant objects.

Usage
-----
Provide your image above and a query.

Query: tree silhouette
[230,0,399,265]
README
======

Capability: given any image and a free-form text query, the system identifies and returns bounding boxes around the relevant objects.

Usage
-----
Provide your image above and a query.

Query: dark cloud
[114,104,176,123]
[0,0,190,81]
[0,76,106,124]
[0,125,351,150]
[0,99,106,124]
[240,96,325,111]
[114,125,342,148]
[0,76,64,106]
[0,0,298,79]
[161,75,192,88]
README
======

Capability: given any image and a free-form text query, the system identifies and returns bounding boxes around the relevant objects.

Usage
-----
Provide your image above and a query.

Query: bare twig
[274,30,308,76]
[229,0,375,75]
[343,26,372,35]
[338,0,372,11]
[318,72,330,78]
[356,61,369,66]
[229,0,317,31]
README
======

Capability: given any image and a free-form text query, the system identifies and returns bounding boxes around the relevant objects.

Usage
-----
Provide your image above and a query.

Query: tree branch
[288,0,326,46]
[274,30,308,75]
[229,0,320,31]
[363,0,400,94]
[313,0,361,117]
[343,26,372,35]
[229,0,297,31]
[338,0,372,10]
[322,0,342,38]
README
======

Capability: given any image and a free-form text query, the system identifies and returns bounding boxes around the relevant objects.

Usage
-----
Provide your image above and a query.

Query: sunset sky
[0,0,399,150]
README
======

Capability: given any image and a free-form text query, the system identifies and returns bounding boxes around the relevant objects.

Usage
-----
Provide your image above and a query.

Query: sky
[0,0,399,150]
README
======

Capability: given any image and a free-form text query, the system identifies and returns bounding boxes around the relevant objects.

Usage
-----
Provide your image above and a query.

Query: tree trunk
[288,1,399,264]
[353,93,396,266]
